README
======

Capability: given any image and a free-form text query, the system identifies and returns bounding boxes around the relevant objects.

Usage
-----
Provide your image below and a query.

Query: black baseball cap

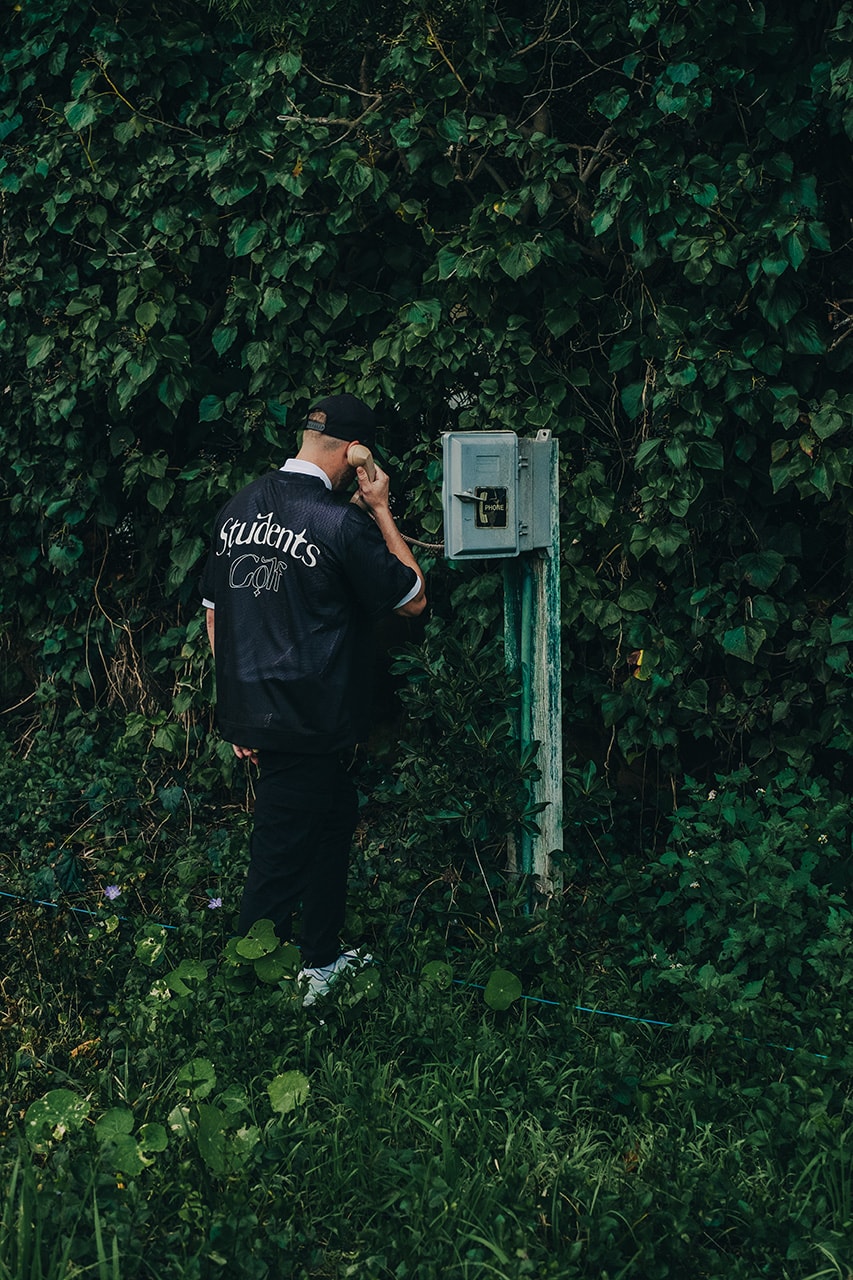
[302,393,377,450]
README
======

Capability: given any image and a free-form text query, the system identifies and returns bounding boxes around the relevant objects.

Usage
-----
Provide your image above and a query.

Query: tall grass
[0,1161,120,1280]
[2,918,853,1279]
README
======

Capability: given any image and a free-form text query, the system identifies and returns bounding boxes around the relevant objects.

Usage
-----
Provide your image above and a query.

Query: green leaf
[0,113,22,141]
[758,280,800,329]
[545,304,579,339]
[156,335,189,366]
[235,918,279,960]
[223,936,249,967]
[400,298,441,333]
[135,925,168,966]
[738,551,786,589]
[167,1105,192,1139]
[254,942,300,985]
[137,1123,168,1153]
[329,148,374,198]
[25,1090,90,1153]
[829,615,853,645]
[268,1070,310,1115]
[95,1108,135,1141]
[436,247,459,279]
[784,314,824,356]
[594,87,630,120]
[590,205,615,236]
[348,967,381,1003]
[497,241,542,280]
[390,116,420,148]
[100,1134,146,1177]
[635,438,661,466]
[318,289,347,320]
[164,959,209,997]
[484,969,522,1011]
[436,109,467,143]
[421,960,453,989]
[667,62,700,84]
[619,583,657,612]
[26,333,55,368]
[721,623,767,663]
[690,440,724,470]
[267,398,288,426]
[766,99,816,140]
[664,439,689,467]
[197,1104,226,1173]
[176,1058,217,1100]
[135,300,158,328]
[153,722,183,752]
[169,535,204,589]
[212,324,238,355]
[147,478,175,512]
[243,340,271,372]
[48,537,84,573]
[621,382,647,419]
[157,374,189,415]
[64,100,97,131]
[232,223,265,256]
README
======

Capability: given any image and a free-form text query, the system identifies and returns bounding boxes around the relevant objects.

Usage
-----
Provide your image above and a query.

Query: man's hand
[233,745,259,765]
[355,462,391,514]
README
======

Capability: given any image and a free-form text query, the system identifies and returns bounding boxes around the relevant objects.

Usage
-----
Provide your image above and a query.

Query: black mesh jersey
[200,469,419,753]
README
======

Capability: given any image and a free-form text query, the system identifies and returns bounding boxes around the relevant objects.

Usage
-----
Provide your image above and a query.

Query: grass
[1,725,852,1279]
[2,895,853,1280]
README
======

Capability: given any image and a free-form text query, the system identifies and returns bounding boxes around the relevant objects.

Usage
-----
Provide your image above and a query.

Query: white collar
[281,458,332,490]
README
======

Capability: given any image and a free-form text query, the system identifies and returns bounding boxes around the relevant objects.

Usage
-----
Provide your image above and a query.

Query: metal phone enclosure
[442,431,520,558]
[442,430,556,559]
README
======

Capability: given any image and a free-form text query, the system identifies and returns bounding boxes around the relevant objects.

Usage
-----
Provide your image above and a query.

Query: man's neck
[282,458,333,490]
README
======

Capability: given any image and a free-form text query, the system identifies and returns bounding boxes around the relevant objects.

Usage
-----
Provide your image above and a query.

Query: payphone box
[442,430,556,559]
[442,431,520,559]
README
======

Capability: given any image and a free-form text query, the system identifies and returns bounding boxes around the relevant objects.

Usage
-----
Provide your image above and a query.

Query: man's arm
[205,606,258,762]
[355,464,427,618]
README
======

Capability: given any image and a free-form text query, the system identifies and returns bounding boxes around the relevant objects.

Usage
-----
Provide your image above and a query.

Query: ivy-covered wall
[3,0,853,812]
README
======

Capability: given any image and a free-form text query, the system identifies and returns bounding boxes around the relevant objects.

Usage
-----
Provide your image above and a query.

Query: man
[201,393,426,1004]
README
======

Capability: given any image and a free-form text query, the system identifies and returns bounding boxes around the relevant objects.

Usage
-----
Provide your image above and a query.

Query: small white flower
[707,789,717,800]
[690,881,700,888]
[818,834,828,845]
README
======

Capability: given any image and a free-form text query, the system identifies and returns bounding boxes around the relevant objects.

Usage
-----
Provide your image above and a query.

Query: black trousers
[237,750,359,969]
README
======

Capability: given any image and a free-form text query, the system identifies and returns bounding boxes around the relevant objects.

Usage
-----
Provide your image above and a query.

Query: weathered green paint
[504,433,563,902]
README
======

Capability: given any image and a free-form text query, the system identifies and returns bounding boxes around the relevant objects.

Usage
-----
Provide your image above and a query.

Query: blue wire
[452,981,830,1060]
[0,887,177,930]
[0,887,833,1060]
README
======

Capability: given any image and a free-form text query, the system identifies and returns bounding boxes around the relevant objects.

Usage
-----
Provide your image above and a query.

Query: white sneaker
[298,950,372,1006]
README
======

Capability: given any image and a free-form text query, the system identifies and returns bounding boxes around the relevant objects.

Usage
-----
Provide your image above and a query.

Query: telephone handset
[346,443,375,481]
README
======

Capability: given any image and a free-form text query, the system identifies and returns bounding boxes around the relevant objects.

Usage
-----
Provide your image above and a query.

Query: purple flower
[103,885,121,902]
[207,897,222,910]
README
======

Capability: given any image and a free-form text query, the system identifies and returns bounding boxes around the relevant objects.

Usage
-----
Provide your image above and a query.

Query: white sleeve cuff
[394,575,422,610]
[202,599,215,610]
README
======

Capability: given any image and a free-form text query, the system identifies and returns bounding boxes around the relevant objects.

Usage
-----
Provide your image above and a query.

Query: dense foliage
[4,0,853,786]
[3,1,853,1271]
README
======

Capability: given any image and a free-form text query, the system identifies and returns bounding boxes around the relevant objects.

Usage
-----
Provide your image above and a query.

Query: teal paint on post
[504,432,563,902]
[502,556,524,879]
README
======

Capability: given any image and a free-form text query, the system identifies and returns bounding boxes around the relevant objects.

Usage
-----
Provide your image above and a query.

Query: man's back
[201,467,417,753]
